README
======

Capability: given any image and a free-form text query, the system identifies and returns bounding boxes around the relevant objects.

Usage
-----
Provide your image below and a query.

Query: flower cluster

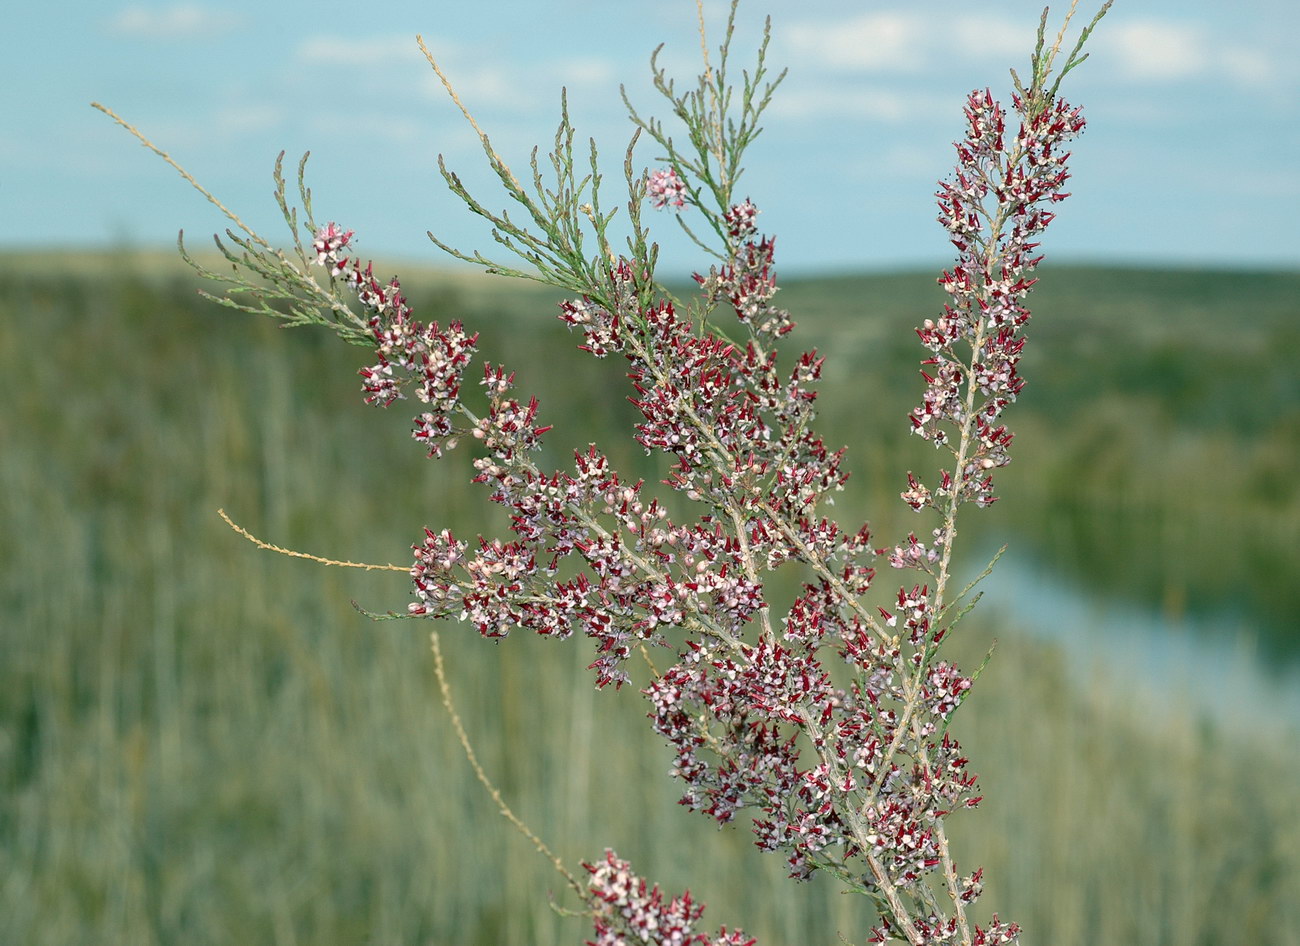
[869,914,1021,946]
[647,167,688,210]
[695,233,791,336]
[646,594,981,889]
[311,220,353,264]
[907,90,1087,513]
[310,104,1076,934]
[374,198,997,914]
[627,268,827,508]
[312,221,480,458]
[559,297,623,358]
[585,849,756,946]
[724,200,759,240]
[887,530,945,571]
[304,18,1097,939]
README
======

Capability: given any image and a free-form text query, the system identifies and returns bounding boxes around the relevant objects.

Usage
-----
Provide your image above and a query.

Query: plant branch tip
[216,508,407,572]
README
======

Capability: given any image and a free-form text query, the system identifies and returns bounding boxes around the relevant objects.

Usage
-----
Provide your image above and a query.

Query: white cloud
[1106,18,1283,87]
[771,11,1034,128]
[295,34,533,110]
[952,18,1035,63]
[785,12,1030,75]
[1108,20,1205,81]
[108,4,242,40]
[787,13,927,73]
[1216,47,1276,86]
[784,9,1287,92]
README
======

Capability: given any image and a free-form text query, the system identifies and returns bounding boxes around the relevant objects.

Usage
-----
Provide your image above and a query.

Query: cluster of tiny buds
[312,220,353,265]
[693,205,792,337]
[585,849,756,946]
[645,578,982,886]
[906,88,1085,513]
[868,912,1020,946]
[311,222,483,458]
[887,529,947,571]
[724,199,759,240]
[559,297,623,358]
[647,167,688,210]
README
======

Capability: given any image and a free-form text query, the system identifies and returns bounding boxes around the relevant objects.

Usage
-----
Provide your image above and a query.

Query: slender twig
[91,103,270,248]
[217,508,408,572]
[416,36,526,196]
[430,631,587,899]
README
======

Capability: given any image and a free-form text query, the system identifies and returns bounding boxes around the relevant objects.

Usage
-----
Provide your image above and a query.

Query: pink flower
[647,167,688,210]
[312,221,353,265]
[584,850,756,946]
[724,199,759,240]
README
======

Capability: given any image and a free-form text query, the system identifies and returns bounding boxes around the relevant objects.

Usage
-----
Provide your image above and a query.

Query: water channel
[970,551,1300,737]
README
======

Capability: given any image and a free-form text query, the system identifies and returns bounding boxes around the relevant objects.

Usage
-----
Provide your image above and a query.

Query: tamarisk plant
[95,1,1110,942]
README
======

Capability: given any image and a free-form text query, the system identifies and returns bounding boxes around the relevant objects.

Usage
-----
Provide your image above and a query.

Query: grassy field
[3,251,1298,944]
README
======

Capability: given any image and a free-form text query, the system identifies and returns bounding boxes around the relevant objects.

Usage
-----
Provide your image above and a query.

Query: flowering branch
[96,1,1110,942]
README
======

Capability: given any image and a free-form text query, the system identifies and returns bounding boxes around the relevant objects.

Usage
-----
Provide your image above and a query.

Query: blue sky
[7,0,1298,276]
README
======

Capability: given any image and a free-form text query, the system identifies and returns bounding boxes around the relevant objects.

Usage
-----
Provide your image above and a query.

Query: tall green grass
[3,253,1297,944]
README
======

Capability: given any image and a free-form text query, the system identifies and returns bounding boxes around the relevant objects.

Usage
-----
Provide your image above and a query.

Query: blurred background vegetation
[3,250,1297,944]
